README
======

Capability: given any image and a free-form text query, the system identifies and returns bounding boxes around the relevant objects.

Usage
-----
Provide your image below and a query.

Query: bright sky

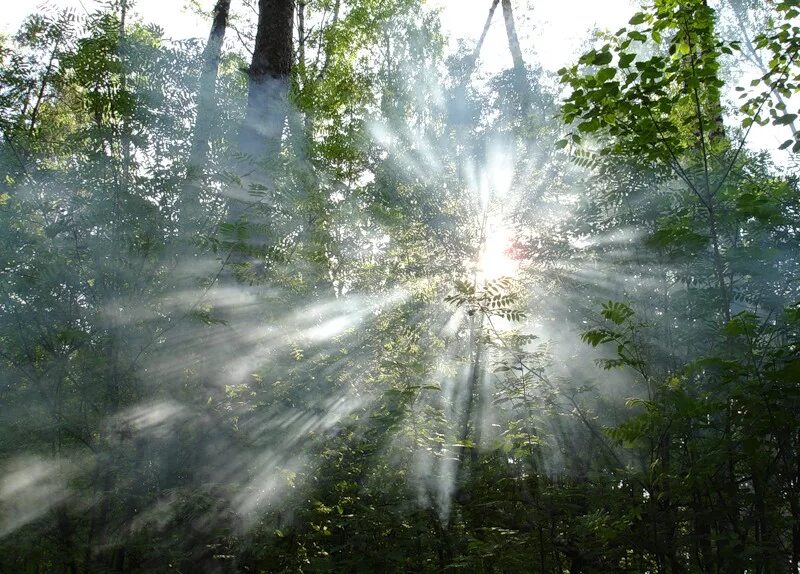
[5,0,635,72]
[5,1,790,154]
[3,0,211,39]
[432,0,635,72]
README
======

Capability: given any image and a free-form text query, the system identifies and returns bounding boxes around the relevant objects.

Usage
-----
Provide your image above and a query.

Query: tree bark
[501,0,530,115]
[467,0,500,77]
[238,0,295,164]
[501,0,525,73]
[189,0,231,172]
[224,0,295,276]
[448,0,499,128]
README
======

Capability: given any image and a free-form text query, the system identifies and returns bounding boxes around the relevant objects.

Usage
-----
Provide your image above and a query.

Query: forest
[1,0,800,571]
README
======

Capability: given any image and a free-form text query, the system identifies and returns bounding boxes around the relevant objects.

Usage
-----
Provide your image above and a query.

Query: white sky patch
[430,0,636,72]
[6,0,792,159]
[3,0,212,39]
[8,0,635,74]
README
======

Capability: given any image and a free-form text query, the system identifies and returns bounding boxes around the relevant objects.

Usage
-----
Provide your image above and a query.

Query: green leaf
[581,329,614,347]
[593,51,613,66]
[601,301,634,325]
[628,12,646,25]
[774,113,798,126]
[618,52,635,68]
[723,312,758,337]
[578,119,601,133]
[597,67,616,82]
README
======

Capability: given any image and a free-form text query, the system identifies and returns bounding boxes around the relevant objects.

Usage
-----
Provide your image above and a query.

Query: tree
[189,0,232,173]
[3,1,800,572]
[239,0,295,163]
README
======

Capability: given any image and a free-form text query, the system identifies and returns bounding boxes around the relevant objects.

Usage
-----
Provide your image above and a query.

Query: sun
[477,218,519,282]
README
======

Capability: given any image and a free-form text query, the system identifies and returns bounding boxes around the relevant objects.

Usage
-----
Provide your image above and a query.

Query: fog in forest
[2,0,800,572]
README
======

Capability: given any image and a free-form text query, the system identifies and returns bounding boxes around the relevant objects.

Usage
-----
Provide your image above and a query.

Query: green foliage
[445,276,526,322]
[2,1,800,573]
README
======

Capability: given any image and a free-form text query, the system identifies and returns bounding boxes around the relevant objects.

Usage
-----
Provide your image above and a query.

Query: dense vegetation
[2,0,800,571]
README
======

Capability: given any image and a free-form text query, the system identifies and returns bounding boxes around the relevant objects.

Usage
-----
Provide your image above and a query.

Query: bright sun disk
[477,220,519,281]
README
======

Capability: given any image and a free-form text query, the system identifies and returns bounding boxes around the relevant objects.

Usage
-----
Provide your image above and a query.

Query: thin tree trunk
[28,39,61,138]
[189,0,231,172]
[501,0,525,73]
[118,0,132,198]
[500,0,530,114]
[791,431,800,574]
[448,0,499,129]
[466,0,500,77]
[453,312,484,506]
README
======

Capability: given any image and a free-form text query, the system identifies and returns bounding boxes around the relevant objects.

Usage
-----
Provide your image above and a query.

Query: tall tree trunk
[500,0,530,115]
[92,2,132,568]
[448,0,498,129]
[468,0,500,76]
[224,0,295,276]
[238,0,295,165]
[669,0,730,319]
[454,312,484,503]
[182,0,231,238]
[501,0,525,73]
[189,0,231,173]
[791,431,800,574]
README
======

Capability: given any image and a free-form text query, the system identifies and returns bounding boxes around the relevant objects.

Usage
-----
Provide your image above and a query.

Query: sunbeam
[2,0,799,571]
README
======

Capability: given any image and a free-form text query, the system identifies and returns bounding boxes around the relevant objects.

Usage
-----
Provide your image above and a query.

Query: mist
[2,0,800,572]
